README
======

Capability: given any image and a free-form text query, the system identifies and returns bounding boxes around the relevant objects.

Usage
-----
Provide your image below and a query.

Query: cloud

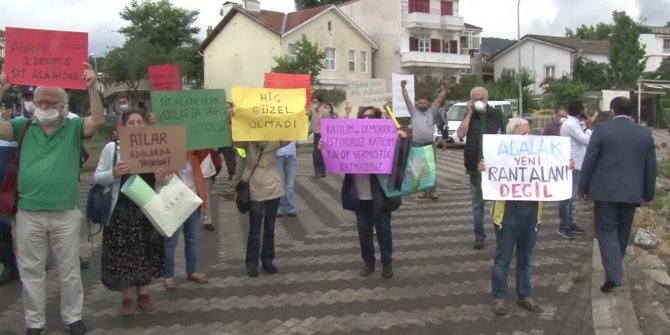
[636,0,670,26]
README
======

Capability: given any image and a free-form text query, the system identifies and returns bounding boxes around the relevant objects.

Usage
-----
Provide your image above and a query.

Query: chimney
[243,0,261,13]
[207,25,213,35]
[219,1,238,17]
[666,21,670,27]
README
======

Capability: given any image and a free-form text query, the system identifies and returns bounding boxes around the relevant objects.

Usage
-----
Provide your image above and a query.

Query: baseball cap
[21,86,36,96]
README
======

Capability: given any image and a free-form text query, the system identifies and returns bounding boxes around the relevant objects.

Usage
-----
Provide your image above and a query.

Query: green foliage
[487,69,537,113]
[294,0,348,10]
[448,75,484,101]
[313,88,346,105]
[609,11,646,88]
[119,0,199,51]
[565,23,613,40]
[651,57,670,80]
[573,55,613,90]
[271,34,325,85]
[541,75,588,109]
[414,77,442,101]
[104,39,168,94]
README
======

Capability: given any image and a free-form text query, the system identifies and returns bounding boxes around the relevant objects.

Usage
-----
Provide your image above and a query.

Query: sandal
[163,278,177,291]
[118,298,134,316]
[137,294,156,312]
[187,272,209,284]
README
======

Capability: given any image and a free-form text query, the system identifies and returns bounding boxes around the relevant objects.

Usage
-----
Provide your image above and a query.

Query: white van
[438,101,514,145]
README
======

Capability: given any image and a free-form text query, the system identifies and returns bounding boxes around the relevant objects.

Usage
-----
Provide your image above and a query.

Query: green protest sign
[151,89,232,150]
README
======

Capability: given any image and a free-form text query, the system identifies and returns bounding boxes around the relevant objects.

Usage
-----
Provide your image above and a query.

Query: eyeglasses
[34,100,63,109]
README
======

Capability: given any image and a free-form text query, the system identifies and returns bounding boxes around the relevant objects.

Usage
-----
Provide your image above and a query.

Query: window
[324,48,336,70]
[360,51,368,72]
[409,37,418,51]
[471,35,481,53]
[349,50,356,72]
[449,40,458,54]
[328,21,332,32]
[408,0,430,13]
[544,65,556,79]
[664,39,670,53]
[441,0,453,15]
[430,39,441,53]
[288,43,296,62]
[418,34,430,52]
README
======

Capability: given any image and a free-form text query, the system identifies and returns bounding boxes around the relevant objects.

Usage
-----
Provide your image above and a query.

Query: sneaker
[382,265,393,279]
[118,298,134,316]
[556,227,575,239]
[517,298,543,313]
[360,262,375,277]
[203,224,215,232]
[473,239,485,250]
[428,192,440,200]
[491,299,508,316]
[571,224,586,234]
[600,281,621,293]
[246,267,259,277]
[67,320,87,335]
[262,263,278,274]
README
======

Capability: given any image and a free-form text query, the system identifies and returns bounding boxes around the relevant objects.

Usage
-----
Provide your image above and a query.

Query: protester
[335,106,403,279]
[276,141,298,218]
[400,79,448,200]
[0,65,104,335]
[218,102,240,200]
[324,103,338,119]
[481,118,544,316]
[94,109,166,316]
[309,97,326,179]
[201,148,222,232]
[163,150,211,290]
[542,108,567,136]
[579,97,657,293]
[557,100,598,239]
[17,86,36,119]
[456,86,508,250]
[0,98,18,286]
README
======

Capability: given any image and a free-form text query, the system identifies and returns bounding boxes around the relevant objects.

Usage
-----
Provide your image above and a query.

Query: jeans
[355,200,393,267]
[165,208,201,278]
[246,198,280,268]
[276,155,297,215]
[0,218,16,272]
[469,174,486,241]
[559,170,581,230]
[491,203,539,300]
[312,133,325,177]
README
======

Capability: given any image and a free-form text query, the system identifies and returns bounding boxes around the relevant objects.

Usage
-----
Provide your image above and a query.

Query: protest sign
[230,87,308,141]
[264,73,311,108]
[481,135,572,201]
[149,64,183,91]
[119,125,187,173]
[346,79,390,112]
[152,89,231,150]
[321,119,397,174]
[392,73,415,118]
[4,27,88,90]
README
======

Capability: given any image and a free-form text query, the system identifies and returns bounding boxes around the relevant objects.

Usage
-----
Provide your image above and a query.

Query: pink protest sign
[321,119,397,174]
[148,63,183,91]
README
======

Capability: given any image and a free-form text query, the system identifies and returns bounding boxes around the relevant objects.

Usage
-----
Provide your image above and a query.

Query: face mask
[23,101,35,113]
[559,117,567,124]
[417,106,428,112]
[474,101,486,112]
[312,103,318,110]
[34,107,60,125]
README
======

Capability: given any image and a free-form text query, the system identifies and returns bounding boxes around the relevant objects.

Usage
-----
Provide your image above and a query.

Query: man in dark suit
[579,96,657,293]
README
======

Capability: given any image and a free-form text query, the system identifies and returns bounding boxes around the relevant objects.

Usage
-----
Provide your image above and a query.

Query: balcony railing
[405,12,440,29]
[401,51,471,68]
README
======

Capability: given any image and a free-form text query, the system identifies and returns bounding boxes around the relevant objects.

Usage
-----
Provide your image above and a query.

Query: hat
[21,86,36,96]
[1,97,12,107]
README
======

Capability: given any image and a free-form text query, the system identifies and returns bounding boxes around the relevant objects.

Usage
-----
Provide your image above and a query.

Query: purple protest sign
[321,119,397,174]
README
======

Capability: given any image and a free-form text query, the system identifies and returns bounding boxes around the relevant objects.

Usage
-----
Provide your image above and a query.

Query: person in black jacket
[579,96,657,293]
[335,106,404,279]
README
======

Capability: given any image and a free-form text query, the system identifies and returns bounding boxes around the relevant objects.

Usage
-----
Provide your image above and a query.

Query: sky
[1,0,669,55]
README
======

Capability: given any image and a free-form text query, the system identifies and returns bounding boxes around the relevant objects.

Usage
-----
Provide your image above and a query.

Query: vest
[463,106,505,173]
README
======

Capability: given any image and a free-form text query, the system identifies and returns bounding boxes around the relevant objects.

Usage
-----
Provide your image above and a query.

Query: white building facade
[639,25,670,73]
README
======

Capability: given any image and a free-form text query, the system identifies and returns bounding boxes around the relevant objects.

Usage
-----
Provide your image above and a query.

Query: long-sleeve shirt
[559,115,592,170]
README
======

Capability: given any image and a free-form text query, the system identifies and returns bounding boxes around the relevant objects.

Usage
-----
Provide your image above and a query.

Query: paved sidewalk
[0,149,594,335]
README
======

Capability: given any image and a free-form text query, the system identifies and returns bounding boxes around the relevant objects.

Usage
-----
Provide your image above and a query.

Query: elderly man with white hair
[0,64,104,335]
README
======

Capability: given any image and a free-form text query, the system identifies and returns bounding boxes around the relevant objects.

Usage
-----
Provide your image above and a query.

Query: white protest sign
[392,73,414,118]
[601,90,630,112]
[346,79,390,112]
[481,135,572,201]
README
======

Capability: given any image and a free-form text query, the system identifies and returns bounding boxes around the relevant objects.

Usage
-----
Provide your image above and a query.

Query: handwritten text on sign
[231,87,308,141]
[4,27,88,90]
[148,63,183,91]
[152,89,231,150]
[120,125,187,173]
[321,119,397,174]
[346,79,390,110]
[481,135,572,201]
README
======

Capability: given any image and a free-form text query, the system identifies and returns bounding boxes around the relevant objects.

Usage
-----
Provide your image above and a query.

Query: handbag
[0,120,32,216]
[235,148,264,214]
[376,144,436,197]
[121,174,202,237]
[86,141,118,226]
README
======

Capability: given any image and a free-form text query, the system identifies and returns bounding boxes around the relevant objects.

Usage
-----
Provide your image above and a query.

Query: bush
[313,88,346,105]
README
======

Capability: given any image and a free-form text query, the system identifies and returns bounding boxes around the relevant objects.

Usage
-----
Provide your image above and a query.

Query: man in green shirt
[0,64,105,335]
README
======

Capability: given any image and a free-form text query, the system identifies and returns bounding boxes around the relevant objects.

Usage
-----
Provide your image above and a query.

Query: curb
[591,239,643,335]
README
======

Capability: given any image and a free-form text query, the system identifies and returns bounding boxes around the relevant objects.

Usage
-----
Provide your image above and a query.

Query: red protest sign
[4,27,88,90]
[148,63,183,91]
[264,73,311,108]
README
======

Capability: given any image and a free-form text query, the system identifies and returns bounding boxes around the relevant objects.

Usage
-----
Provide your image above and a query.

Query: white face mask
[559,117,567,124]
[23,101,35,113]
[474,100,486,112]
[34,107,60,125]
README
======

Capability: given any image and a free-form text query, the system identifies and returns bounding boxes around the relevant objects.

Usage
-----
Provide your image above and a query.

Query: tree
[104,39,169,96]
[542,75,588,109]
[565,22,613,40]
[572,55,613,90]
[651,57,670,80]
[487,69,537,114]
[119,0,199,51]
[448,75,484,101]
[271,34,325,85]
[609,11,646,88]
[294,0,348,10]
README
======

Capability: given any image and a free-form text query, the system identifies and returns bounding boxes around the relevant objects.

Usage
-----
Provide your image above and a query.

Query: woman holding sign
[94,110,166,316]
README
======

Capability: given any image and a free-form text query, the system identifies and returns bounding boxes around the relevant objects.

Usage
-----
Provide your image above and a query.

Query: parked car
[441,101,514,146]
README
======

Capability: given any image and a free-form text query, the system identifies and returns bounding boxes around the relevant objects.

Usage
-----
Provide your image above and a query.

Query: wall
[203,13,281,99]
[640,33,668,72]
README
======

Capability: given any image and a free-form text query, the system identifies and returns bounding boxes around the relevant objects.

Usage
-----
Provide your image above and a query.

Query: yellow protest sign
[231,87,309,141]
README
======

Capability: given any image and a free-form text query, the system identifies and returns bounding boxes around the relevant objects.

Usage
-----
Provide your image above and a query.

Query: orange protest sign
[149,64,183,91]
[119,125,187,173]
[264,73,311,108]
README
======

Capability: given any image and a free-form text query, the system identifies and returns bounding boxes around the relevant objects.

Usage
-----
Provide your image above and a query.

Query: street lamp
[517,0,523,117]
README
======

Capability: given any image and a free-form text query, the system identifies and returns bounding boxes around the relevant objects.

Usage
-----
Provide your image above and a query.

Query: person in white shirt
[557,100,598,239]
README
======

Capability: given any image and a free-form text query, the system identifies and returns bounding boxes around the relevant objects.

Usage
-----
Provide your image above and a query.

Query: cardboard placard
[148,63,183,91]
[4,27,88,90]
[321,119,397,174]
[392,73,415,118]
[231,87,308,141]
[264,73,311,108]
[151,89,231,150]
[346,79,390,111]
[481,135,572,201]
[119,125,187,173]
